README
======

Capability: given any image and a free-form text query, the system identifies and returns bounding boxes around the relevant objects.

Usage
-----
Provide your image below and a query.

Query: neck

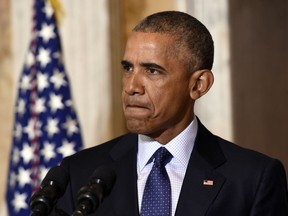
[148,114,195,144]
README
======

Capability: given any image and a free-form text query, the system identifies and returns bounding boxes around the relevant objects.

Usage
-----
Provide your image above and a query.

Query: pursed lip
[124,99,151,114]
[124,97,150,109]
[125,104,150,111]
[124,105,151,118]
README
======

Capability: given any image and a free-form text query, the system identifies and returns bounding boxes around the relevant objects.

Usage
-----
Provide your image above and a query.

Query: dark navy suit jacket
[51,121,288,215]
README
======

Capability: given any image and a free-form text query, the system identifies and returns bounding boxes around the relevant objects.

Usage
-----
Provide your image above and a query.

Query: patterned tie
[141,147,173,216]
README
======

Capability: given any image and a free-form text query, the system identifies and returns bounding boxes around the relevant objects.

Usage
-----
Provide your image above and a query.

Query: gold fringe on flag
[47,0,65,24]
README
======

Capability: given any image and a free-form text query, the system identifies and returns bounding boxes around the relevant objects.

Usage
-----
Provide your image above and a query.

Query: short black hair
[133,11,214,71]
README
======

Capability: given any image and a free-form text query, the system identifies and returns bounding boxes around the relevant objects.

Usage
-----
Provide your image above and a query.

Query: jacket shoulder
[59,133,137,177]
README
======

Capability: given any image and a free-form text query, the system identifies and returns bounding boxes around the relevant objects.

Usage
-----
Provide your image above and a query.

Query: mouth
[124,102,151,118]
[125,104,150,112]
[126,103,148,108]
[124,98,150,109]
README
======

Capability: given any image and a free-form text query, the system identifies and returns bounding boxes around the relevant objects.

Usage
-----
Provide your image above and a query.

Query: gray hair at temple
[133,11,214,72]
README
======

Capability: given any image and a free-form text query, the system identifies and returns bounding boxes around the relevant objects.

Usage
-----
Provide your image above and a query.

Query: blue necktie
[141,147,173,216]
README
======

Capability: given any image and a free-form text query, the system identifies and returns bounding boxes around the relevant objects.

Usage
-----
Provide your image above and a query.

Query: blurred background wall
[0,0,287,214]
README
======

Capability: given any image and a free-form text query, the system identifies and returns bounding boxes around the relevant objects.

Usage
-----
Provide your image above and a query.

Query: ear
[189,69,214,100]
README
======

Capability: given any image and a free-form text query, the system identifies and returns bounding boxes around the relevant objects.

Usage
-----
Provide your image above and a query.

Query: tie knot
[153,147,172,167]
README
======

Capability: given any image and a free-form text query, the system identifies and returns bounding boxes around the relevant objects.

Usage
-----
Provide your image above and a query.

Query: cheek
[145,85,164,111]
[151,84,190,114]
[147,86,176,116]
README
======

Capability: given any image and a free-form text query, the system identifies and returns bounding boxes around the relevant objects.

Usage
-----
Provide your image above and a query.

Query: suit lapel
[175,121,227,216]
[109,134,140,216]
[105,121,227,216]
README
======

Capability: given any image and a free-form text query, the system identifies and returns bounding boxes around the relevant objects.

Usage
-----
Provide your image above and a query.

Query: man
[52,11,288,215]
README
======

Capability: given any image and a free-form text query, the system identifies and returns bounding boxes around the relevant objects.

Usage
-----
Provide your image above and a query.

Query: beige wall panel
[0,0,15,213]
[177,0,233,142]
[122,0,175,38]
[60,0,112,147]
[229,0,288,174]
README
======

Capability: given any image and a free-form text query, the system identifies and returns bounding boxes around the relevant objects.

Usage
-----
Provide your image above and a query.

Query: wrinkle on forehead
[123,32,185,67]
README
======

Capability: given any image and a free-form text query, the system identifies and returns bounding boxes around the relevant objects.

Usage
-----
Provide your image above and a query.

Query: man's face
[121,32,194,143]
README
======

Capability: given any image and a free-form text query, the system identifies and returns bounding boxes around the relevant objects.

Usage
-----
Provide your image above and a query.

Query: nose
[123,71,145,96]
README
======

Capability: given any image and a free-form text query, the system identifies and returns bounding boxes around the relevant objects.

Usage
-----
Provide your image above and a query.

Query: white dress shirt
[137,117,198,215]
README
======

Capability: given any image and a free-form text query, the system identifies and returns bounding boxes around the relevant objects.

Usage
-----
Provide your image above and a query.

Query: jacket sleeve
[249,159,288,216]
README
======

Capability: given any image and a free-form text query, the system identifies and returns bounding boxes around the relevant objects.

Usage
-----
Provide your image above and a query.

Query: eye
[147,67,160,74]
[122,64,133,73]
[142,63,165,75]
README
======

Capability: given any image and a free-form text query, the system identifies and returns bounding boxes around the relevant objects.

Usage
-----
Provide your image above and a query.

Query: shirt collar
[137,116,198,171]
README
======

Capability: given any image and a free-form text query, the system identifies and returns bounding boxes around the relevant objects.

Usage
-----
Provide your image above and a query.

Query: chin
[125,120,151,135]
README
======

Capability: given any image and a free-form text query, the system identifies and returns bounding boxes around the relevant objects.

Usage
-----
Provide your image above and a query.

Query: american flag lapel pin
[203,179,214,186]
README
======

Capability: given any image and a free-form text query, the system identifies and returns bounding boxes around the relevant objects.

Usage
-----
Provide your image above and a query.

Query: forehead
[123,32,176,59]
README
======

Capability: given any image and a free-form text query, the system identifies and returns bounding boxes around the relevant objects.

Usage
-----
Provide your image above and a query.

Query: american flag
[6,0,83,215]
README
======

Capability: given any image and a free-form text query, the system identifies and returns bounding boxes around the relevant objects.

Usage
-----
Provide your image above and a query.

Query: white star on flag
[17,167,31,188]
[50,69,67,89]
[39,23,55,43]
[20,75,31,92]
[25,51,35,68]
[14,123,23,141]
[9,172,17,188]
[49,93,64,112]
[63,116,79,136]
[20,143,34,164]
[37,47,51,68]
[11,192,28,213]
[23,119,42,140]
[34,97,46,113]
[12,147,20,165]
[46,117,60,137]
[37,72,49,91]
[41,141,56,162]
[16,99,26,116]
[43,0,54,18]
[57,139,76,158]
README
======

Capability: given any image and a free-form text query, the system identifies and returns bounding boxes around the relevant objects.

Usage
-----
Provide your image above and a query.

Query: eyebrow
[121,60,166,70]
[121,60,167,73]
[121,60,132,67]
[139,62,166,72]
